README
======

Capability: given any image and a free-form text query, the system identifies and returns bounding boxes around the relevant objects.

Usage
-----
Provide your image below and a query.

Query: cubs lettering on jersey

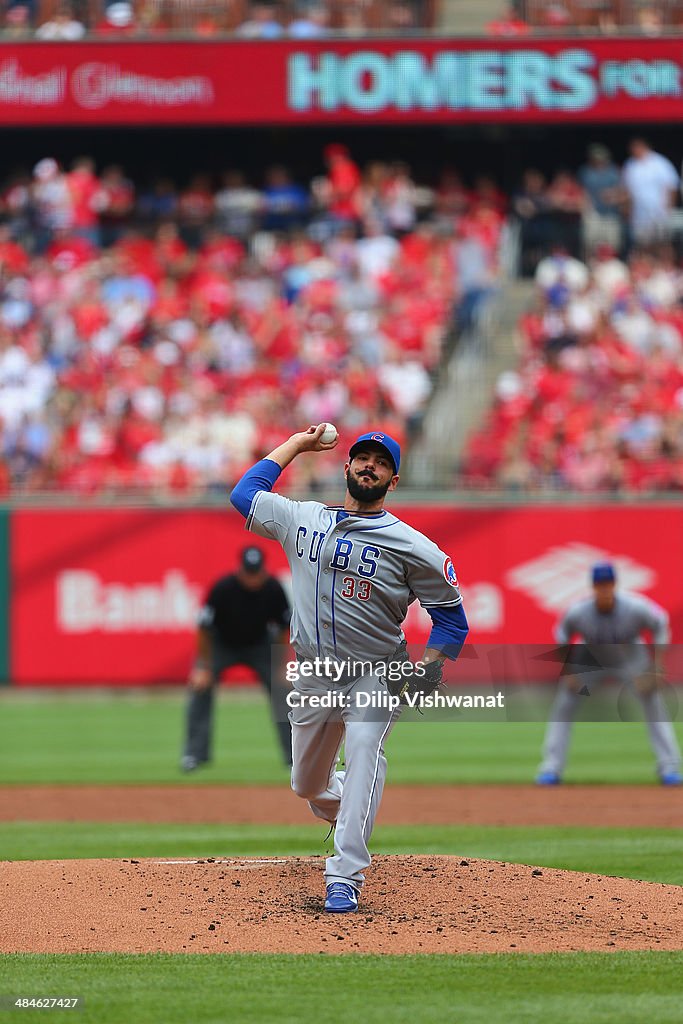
[247,491,462,662]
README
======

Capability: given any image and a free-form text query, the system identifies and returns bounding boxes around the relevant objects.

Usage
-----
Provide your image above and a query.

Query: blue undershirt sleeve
[425,603,469,660]
[230,459,282,519]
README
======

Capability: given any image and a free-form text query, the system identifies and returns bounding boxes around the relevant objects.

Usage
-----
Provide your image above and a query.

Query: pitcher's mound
[2,855,682,954]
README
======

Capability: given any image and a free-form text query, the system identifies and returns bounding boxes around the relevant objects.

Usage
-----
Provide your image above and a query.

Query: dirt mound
[2,784,681,827]
[2,856,682,955]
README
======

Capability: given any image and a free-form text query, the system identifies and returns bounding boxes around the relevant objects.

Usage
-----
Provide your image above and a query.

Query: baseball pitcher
[537,562,682,786]
[230,424,469,912]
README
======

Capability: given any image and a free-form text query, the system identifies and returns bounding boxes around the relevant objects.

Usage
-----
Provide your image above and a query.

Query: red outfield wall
[11,505,683,684]
[2,38,683,125]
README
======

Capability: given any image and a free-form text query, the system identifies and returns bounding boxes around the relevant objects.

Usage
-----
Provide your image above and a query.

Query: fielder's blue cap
[349,431,401,474]
[592,562,616,584]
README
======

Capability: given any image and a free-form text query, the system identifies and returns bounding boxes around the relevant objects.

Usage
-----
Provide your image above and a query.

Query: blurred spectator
[539,1,571,29]
[622,138,680,247]
[472,175,507,217]
[321,144,361,224]
[598,10,618,32]
[452,220,499,338]
[135,2,170,35]
[358,161,390,227]
[637,4,663,35]
[3,3,31,35]
[355,218,399,280]
[155,221,190,275]
[67,157,103,246]
[535,243,590,294]
[288,3,329,35]
[214,171,262,238]
[497,441,535,491]
[383,162,419,236]
[1,171,32,239]
[137,179,178,223]
[94,1,136,32]
[546,170,586,258]
[378,349,432,438]
[385,1,417,31]
[513,169,551,276]
[338,5,366,35]
[590,242,629,297]
[236,1,283,37]
[578,144,624,254]
[262,166,308,232]
[193,14,220,36]
[326,223,362,276]
[99,165,135,245]
[35,2,85,37]
[486,3,530,34]
[178,174,215,249]
[31,158,72,252]
[435,169,471,226]
[0,224,29,274]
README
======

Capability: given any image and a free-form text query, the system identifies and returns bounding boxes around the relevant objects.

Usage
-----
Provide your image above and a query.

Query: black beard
[346,469,391,504]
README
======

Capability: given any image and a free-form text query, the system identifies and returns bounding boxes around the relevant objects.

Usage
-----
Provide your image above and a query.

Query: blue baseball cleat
[536,771,562,786]
[324,882,359,913]
[659,771,682,786]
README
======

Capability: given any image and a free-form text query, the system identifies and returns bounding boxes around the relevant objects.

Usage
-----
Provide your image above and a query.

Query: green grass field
[2,689,681,784]
[1,690,682,1024]
[2,822,683,883]
[3,952,683,1024]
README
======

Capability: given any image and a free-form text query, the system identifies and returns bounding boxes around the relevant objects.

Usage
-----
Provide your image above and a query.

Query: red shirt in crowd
[67,167,102,229]
[0,239,29,273]
[324,145,361,220]
[486,15,530,34]
[46,234,97,271]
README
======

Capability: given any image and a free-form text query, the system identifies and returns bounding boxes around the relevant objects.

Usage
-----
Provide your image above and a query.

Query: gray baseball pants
[540,663,681,777]
[289,669,401,890]
[184,642,292,766]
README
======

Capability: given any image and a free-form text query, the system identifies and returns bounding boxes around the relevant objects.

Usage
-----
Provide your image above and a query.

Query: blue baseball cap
[348,431,401,474]
[592,562,616,584]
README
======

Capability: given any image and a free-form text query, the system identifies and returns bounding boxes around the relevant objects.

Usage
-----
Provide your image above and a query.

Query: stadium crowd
[514,140,681,276]
[5,138,683,497]
[2,0,431,38]
[490,1,683,34]
[461,242,683,493]
[0,148,505,496]
[460,136,683,495]
[5,0,682,37]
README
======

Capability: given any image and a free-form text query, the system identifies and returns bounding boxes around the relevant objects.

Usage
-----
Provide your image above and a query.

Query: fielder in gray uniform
[231,424,469,913]
[537,562,682,786]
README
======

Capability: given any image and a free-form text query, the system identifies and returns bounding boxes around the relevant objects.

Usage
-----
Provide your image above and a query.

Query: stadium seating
[4,0,438,38]
[461,245,683,493]
[515,1,683,34]
[0,154,505,495]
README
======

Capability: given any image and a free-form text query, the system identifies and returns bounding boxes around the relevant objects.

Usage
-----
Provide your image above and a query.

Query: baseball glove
[387,659,443,706]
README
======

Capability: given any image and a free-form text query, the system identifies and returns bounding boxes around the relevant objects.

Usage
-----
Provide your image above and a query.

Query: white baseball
[319,422,338,444]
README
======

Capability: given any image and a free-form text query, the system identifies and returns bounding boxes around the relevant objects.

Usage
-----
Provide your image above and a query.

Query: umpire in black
[181,545,292,771]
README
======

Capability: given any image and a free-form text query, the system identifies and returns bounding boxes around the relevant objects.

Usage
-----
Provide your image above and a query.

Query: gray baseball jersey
[555,592,670,646]
[246,493,462,662]
[541,591,680,779]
